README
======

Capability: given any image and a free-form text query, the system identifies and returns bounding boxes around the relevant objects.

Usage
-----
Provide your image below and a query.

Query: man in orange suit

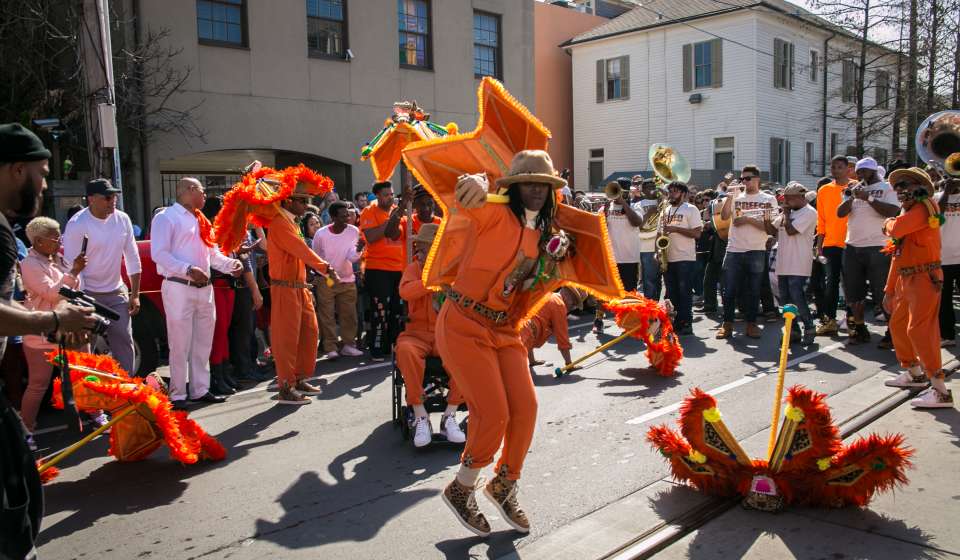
[396,223,466,447]
[268,182,336,405]
[522,287,583,370]
[881,167,952,409]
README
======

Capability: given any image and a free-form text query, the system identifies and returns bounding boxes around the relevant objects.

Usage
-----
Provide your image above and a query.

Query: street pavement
[33,311,956,560]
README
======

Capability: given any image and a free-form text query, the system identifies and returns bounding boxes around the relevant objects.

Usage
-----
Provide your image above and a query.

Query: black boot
[221,363,242,391]
[210,364,236,396]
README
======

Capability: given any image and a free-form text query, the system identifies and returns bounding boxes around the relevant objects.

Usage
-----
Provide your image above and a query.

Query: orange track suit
[435,203,540,481]
[268,210,329,387]
[396,258,464,406]
[520,293,571,352]
[883,201,943,377]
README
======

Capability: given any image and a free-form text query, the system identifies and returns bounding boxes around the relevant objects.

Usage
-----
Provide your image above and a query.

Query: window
[773,38,795,90]
[398,0,431,69]
[809,50,819,82]
[473,11,500,79]
[682,39,722,91]
[307,0,347,57]
[875,70,890,109]
[713,137,735,171]
[595,56,629,102]
[770,137,791,184]
[842,58,857,103]
[588,149,604,189]
[830,133,839,158]
[805,142,815,174]
[197,0,246,46]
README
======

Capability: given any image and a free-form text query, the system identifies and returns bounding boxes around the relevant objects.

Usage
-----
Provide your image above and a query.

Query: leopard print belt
[445,288,509,326]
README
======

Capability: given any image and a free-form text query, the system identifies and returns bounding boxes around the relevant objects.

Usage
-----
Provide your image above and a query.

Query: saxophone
[654,204,670,273]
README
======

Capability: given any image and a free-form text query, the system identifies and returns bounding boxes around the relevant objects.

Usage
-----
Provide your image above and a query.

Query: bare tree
[907,0,919,163]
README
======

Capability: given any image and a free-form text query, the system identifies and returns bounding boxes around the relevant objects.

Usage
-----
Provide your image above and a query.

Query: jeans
[822,246,844,321]
[760,251,776,314]
[940,264,960,340]
[842,245,890,308]
[617,262,639,293]
[778,275,814,331]
[665,261,695,328]
[721,250,765,323]
[702,237,727,311]
[693,255,707,297]
[640,252,662,300]
[229,286,256,376]
[365,268,402,357]
[87,290,135,374]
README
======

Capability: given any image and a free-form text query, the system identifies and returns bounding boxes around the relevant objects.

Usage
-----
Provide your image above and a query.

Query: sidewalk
[500,363,960,560]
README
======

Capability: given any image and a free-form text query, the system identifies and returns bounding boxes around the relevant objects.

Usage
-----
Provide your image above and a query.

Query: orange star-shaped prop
[401,77,623,326]
[360,103,457,183]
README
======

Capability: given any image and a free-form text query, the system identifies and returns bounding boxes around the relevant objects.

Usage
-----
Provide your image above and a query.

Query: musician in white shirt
[150,178,242,408]
[62,178,142,374]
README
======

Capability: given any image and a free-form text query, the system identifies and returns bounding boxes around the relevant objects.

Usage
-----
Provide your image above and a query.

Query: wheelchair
[391,354,468,442]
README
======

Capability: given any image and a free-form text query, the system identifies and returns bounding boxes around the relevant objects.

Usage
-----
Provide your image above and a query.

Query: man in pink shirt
[312,200,364,359]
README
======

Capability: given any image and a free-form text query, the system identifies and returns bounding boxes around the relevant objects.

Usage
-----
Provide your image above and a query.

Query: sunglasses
[892,181,912,190]
[739,176,758,182]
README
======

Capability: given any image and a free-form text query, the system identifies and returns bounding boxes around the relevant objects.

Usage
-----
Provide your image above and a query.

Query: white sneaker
[884,371,928,389]
[324,351,339,360]
[339,345,364,357]
[910,388,954,408]
[413,416,433,448]
[440,414,466,443]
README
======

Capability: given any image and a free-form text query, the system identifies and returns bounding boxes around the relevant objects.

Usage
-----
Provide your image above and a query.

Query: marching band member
[436,150,563,537]
[881,167,952,408]
[661,181,703,336]
[938,176,960,347]
[522,286,583,369]
[396,223,466,447]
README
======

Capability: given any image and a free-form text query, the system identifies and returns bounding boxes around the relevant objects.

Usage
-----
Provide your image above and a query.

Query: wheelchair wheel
[392,369,403,426]
[400,406,413,440]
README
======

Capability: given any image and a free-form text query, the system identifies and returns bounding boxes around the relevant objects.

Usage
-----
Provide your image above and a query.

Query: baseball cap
[85,178,121,196]
[855,157,879,172]
[782,181,807,196]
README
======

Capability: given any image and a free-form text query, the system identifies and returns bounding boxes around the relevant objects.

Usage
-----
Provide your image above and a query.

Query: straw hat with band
[495,150,567,191]
[558,285,586,311]
[888,167,934,196]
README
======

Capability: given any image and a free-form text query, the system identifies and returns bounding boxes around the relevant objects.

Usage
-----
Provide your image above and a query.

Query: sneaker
[716,322,734,339]
[910,388,954,408]
[884,371,929,389]
[877,332,894,349]
[764,311,779,323]
[295,380,322,395]
[815,319,839,336]
[371,353,386,362]
[746,323,761,339]
[413,416,433,447]
[339,345,364,357]
[856,324,871,343]
[440,414,466,443]
[484,470,530,533]
[442,478,491,537]
[277,386,311,405]
[324,351,339,360]
[25,433,38,452]
[942,339,957,348]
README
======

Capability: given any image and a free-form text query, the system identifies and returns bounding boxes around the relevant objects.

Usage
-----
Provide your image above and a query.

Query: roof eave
[562,5,749,48]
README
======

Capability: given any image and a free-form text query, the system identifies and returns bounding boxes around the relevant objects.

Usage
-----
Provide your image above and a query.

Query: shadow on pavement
[252,421,459,549]
[435,530,520,559]
[599,368,682,399]
[313,364,392,401]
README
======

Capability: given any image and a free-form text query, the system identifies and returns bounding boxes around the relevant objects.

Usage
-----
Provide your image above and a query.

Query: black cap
[85,178,121,196]
[616,177,631,189]
[0,123,52,163]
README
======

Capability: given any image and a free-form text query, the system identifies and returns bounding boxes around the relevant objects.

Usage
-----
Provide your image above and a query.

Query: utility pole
[95,0,124,210]
[907,0,919,164]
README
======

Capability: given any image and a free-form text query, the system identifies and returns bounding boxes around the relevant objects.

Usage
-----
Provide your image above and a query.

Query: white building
[566,0,899,190]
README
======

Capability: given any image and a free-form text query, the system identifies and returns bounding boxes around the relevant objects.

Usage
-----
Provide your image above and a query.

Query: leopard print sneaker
[484,469,530,533]
[442,478,491,537]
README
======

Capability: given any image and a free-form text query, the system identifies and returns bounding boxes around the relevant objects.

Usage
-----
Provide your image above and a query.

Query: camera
[48,287,121,341]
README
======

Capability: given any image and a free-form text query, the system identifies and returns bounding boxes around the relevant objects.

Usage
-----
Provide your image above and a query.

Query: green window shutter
[785,140,792,182]
[770,137,779,181]
[620,56,630,99]
[596,59,605,103]
[711,38,723,88]
[788,42,795,90]
[682,44,692,92]
[773,39,783,89]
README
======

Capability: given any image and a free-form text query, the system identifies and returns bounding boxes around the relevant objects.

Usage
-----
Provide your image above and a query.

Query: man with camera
[0,123,97,560]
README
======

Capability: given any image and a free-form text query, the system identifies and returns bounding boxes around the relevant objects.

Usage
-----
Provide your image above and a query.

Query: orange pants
[271,286,319,385]
[435,303,537,481]
[889,273,942,377]
[396,329,464,406]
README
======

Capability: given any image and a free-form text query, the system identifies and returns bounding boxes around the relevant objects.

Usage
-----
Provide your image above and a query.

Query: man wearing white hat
[836,157,899,345]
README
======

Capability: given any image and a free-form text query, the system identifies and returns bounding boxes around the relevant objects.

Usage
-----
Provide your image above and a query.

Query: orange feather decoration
[605,293,683,376]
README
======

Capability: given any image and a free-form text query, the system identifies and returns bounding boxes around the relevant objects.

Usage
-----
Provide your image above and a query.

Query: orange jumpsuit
[435,202,540,481]
[520,293,571,352]
[268,210,329,386]
[883,201,943,377]
[396,259,464,406]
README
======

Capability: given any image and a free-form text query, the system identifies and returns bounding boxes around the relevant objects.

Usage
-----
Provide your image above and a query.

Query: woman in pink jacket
[19,217,86,437]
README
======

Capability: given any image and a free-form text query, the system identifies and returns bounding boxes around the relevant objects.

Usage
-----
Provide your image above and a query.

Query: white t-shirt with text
[664,202,703,263]
[606,201,642,264]
[942,193,960,266]
[845,181,899,248]
[725,191,778,253]
[772,204,817,277]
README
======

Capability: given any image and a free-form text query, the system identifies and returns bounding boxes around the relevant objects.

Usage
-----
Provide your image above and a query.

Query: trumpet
[604,181,624,201]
